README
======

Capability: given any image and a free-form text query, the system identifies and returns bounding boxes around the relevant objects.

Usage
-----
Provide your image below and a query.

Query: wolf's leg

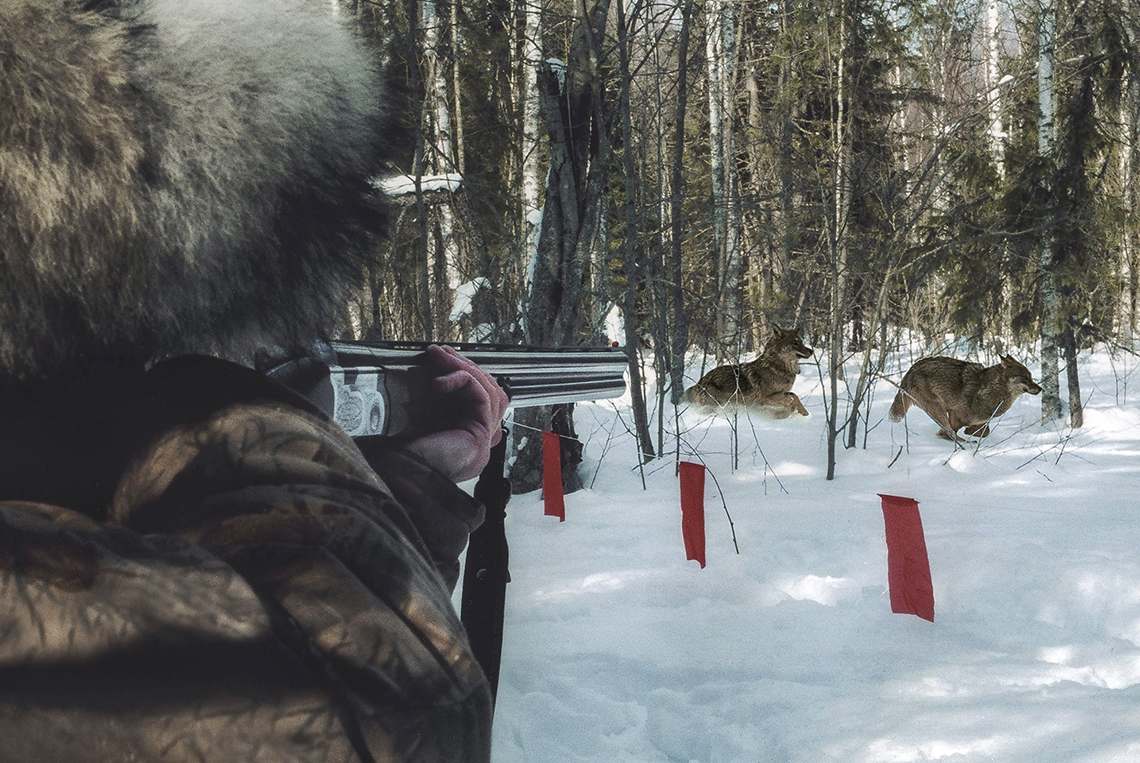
[784,392,809,416]
[761,406,793,420]
[963,423,991,438]
[760,392,808,418]
[937,424,973,446]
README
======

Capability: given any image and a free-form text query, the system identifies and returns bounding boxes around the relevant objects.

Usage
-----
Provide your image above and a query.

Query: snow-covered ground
[477,343,1140,762]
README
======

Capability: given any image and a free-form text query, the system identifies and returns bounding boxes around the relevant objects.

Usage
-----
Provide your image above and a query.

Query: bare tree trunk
[1122,76,1139,338]
[745,51,769,343]
[422,0,460,339]
[826,2,851,480]
[511,0,612,492]
[846,267,894,449]
[409,0,435,339]
[1062,316,1083,428]
[1037,1,1064,422]
[651,21,671,455]
[986,0,1014,344]
[519,0,543,298]
[707,0,740,357]
[985,0,1005,177]
[451,0,466,176]
[669,0,694,408]
[776,0,795,301]
[617,0,655,462]
[834,8,851,381]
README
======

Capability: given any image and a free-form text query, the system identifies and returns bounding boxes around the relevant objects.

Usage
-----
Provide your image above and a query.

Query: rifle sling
[461,425,512,706]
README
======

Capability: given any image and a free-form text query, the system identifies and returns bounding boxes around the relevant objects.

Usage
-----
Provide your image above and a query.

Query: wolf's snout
[797,346,814,359]
[1028,383,1042,395]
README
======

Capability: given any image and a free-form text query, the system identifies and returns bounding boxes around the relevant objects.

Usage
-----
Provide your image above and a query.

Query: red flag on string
[542,431,565,522]
[679,461,707,568]
[878,494,934,622]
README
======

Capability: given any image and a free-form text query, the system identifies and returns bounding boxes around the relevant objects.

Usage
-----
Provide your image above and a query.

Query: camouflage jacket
[0,357,492,761]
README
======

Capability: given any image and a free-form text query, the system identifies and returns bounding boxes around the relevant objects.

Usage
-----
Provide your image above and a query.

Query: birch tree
[1037,0,1064,422]
[1122,72,1139,338]
[985,0,1005,175]
[826,0,852,480]
[518,0,543,298]
[707,0,742,357]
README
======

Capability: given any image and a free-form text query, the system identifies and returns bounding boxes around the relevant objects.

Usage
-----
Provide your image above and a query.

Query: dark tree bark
[510,0,613,492]
[407,0,434,340]
[1062,315,1083,428]
[669,0,694,408]
[616,0,655,463]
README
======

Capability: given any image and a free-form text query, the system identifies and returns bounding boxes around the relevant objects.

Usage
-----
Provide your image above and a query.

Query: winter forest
[339,0,1140,757]
[338,0,1137,481]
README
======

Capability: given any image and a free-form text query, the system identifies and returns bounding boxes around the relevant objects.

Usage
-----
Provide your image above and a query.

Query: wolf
[0,0,394,384]
[888,355,1042,439]
[684,327,814,418]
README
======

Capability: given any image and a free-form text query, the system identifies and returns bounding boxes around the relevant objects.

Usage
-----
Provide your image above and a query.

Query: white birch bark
[1037,0,1063,421]
[706,0,725,338]
[895,64,909,180]
[521,0,543,278]
[1122,77,1139,339]
[706,0,740,355]
[985,0,1005,179]
[451,0,466,175]
[985,0,1013,344]
[833,10,851,381]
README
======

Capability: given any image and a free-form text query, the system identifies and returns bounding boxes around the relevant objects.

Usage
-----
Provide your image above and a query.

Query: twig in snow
[887,445,904,469]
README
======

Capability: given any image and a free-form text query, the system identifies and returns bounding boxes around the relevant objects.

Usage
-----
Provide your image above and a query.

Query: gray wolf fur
[889,355,1042,439]
[684,327,814,418]
[0,0,393,382]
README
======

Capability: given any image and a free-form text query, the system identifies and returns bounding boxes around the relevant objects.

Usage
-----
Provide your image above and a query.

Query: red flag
[878,494,934,622]
[542,431,565,522]
[679,462,707,568]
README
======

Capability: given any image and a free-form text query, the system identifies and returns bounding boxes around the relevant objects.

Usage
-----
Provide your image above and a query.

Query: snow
[371,172,462,197]
[546,58,567,86]
[450,277,489,322]
[604,304,624,346]
[470,343,1140,761]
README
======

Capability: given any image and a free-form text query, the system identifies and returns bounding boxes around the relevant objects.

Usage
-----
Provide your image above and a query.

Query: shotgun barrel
[272,341,629,438]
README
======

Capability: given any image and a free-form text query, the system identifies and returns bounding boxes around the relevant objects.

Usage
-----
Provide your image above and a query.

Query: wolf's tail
[888,385,911,422]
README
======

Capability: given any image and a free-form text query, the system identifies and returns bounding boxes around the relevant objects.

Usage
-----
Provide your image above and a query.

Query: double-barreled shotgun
[269,339,629,703]
[275,340,629,439]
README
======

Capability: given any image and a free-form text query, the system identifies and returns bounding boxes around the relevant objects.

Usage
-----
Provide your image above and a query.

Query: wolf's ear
[1000,354,1016,367]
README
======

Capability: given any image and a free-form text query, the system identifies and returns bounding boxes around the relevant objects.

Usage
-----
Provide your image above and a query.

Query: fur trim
[0,0,393,380]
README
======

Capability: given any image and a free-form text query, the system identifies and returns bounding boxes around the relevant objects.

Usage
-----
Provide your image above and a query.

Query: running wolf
[888,355,1042,439]
[684,327,814,418]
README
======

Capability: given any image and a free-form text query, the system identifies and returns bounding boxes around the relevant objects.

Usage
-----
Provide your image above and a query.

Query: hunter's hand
[404,345,510,482]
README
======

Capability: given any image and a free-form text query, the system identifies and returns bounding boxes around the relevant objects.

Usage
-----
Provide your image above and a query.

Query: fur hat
[0,0,393,381]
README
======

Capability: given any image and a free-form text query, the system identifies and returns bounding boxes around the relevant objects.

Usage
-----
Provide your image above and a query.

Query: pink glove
[403,345,511,482]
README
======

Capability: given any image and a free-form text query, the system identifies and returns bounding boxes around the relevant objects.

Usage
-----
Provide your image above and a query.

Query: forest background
[333,0,1140,486]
